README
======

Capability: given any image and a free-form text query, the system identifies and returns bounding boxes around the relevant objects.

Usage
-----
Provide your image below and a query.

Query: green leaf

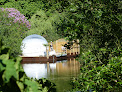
[15,57,22,70]
[25,79,40,92]
[0,62,5,72]
[2,59,17,83]
[0,53,9,60]
[118,82,122,85]
[0,0,6,3]
[16,81,24,92]
[42,87,48,92]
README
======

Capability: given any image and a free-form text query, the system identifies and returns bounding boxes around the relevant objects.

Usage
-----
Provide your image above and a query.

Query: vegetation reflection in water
[22,58,80,92]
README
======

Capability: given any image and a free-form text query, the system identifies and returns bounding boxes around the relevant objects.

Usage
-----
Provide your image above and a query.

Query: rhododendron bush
[0,8,31,57]
[1,8,31,29]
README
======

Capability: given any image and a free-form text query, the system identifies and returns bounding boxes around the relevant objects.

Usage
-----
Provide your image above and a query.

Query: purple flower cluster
[1,8,31,29]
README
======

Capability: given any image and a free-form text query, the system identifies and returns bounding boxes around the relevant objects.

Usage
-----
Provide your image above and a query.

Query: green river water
[23,58,80,92]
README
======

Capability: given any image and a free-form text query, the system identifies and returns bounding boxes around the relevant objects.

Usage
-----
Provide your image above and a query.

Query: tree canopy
[28,9,63,42]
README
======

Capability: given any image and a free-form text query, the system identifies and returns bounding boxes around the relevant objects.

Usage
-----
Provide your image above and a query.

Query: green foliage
[0,0,68,42]
[28,9,63,42]
[63,1,122,91]
[0,0,57,19]
[71,49,122,91]
[0,8,28,57]
[1,0,122,91]
[1,0,42,19]
[0,40,56,92]
[58,0,122,50]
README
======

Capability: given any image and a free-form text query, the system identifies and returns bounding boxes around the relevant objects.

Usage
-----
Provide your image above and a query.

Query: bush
[0,8,30,57]
[71,48,122,92]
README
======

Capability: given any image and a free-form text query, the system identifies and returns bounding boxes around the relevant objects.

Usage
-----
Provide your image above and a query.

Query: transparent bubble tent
[21,34,48,57]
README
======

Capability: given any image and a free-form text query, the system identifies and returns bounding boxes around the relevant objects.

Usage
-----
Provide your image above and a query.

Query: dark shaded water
[22,58,80,92]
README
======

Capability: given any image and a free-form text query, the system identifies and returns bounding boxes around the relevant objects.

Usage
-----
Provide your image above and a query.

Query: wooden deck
[21,52,79,64]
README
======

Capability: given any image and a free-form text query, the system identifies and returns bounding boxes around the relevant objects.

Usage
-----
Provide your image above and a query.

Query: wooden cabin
[48,38,80,56]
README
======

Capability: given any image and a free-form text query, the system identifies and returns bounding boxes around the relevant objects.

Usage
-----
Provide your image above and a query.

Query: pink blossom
[0,8,31,29]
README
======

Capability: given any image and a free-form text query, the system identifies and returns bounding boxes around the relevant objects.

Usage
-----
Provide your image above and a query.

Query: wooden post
[70,49,71,55]
[77,39,80,54]
[56,40,57,53]
[73,46,74,55]
[70,58,71,64]
[77,45,78,55]
[66,48,67,55]
[72,41,74,55]
[46,46,49,59]
[78,43,80,54]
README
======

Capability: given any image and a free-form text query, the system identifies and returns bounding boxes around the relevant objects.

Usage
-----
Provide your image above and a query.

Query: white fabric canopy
[21,34,48,57]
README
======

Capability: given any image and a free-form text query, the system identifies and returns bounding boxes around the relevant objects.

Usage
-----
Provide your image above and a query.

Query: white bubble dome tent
[21,34,48,57]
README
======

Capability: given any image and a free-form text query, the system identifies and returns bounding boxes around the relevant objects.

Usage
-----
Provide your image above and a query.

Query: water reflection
[23,64,47,79]
[22,58,80,91]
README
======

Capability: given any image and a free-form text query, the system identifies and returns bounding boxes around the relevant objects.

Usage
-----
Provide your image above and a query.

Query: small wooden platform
[21,53,79,64]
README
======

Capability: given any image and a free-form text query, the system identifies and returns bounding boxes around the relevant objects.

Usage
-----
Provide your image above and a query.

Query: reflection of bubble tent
[23,64,47,79]
[21,34,48,57]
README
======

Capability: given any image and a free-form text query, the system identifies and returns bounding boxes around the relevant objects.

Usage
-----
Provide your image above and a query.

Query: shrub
[0,8,31,57]
[72,48,122,92]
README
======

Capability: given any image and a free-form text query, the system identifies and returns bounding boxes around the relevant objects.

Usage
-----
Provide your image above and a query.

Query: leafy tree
[0,0,56,19]
[61,0,122,91]
[0,0,42,19]
[0,8,30,57]
[28,9,63,42]
[57,0,122,50]
[1,0,66,42]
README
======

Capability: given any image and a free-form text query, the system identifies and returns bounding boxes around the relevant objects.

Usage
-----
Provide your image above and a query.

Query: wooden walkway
[21,52,79,64]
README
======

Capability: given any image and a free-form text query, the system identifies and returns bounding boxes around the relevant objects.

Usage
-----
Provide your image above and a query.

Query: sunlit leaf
[0,53,9,60]
[25,79,40,92]
[16,81,24,92]
[2,59,17,83]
